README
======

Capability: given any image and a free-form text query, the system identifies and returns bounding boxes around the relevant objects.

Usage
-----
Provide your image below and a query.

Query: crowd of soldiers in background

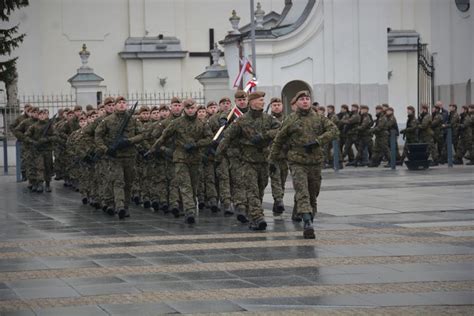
[8,92,474,237]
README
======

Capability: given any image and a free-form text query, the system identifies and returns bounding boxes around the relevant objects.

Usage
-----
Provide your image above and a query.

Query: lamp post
[249,0,257,78]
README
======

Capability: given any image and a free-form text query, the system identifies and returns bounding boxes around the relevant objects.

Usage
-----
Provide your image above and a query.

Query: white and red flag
[233,57,254,88]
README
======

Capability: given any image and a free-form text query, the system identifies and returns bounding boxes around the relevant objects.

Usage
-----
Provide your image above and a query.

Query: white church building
[4,0,473,118]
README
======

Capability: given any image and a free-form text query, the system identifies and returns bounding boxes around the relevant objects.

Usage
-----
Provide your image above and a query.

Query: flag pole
[250,0,257,78]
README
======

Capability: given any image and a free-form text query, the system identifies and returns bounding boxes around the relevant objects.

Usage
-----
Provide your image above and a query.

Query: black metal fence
[417,40,435,111]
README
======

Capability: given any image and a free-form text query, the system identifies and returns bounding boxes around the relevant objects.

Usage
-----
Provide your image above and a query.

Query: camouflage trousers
[216,157,231,206]
[343,134,358,161]
[455,135,473,161]
[420,135,438,162]
[242,161,268,221]
[166,160,181,209]
[198,161,218,206]
[95,159,113,206]
[371,135,390,163]
[107,157,136,210]
[270,159,288,202]
[174,162,200,216]
[229,157,247,208]
[53,146,67,179]
[289,162,322,216]
[356,136,373,163]
[78,163,94,198]
[132,156,147,200]
[29,150,54,184]
[145,158,167,204]
[21,145,34,184]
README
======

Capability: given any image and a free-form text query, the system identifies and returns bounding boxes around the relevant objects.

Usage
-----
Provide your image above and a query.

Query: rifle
[108,101,139,156]
[41,114,58,137]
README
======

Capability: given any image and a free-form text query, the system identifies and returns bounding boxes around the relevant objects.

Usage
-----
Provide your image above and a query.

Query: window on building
[455,0,470,12]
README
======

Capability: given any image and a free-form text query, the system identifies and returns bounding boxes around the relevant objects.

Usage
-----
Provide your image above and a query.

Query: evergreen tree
[0,0,29,106]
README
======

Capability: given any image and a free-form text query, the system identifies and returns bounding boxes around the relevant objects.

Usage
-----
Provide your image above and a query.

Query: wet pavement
[0,166,473,315]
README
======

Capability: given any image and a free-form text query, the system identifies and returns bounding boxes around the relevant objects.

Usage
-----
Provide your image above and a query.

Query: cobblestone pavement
[0,166,473,315]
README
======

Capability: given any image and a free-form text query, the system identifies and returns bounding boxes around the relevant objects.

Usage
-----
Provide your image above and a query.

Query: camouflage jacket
[24,119,56,152]
[357,113,373,137]
[152,114,212,164]
[95,111,143,158]
[403,114,418,142]
[10,113,29,135]
[14,117,38,143]
[385,114,399,135]
[372,113,389,137]
[270,108,339,165]
[459,113,472,138]
[431,112,443,136]
[418,112,433,139]
[446,111,460,134]
[217,108,281,164]
[340,111,360,136]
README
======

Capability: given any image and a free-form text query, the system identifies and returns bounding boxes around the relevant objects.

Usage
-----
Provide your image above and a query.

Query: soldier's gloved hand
[116,137,131,149]
[250,134,263,145]
[303,140,320,153]
[269,163,277,174]
[218,118,228,127]
[183,143,196,153]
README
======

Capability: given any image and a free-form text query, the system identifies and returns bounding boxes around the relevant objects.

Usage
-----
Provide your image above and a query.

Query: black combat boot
[151,201,160,212]
[160,202,169,214]
[346,160,356,167]
[106,207,115,216]
[132,195,140,205]
[235,205,249,224]
[81,196,88,205]
[208,199,220,213]
[273,200,285,215]
[170,205,180,218]
[453,159,463,165]
[198,201,206,210]
[185,214,195,224]
[36,182,44,193]
[118,208,127,220]
[368,160,380,168]
[143,200,151,209]
[302,213,315,239]
[249,218,267,231]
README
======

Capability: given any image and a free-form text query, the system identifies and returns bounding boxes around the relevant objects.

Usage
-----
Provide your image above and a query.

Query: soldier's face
[220,101,231,112]
[39,113,48,121]
[341,108,347,113]
[99,108,106,116]
[150,111,160,120]
[327,107,334,114]
[318,109,325,115]
[67,113,74,120]
[91,113,99,121]
[184,105,197,116]
[297,96,311,110]
[171,103,183,115]
[115,100,128,112]
[79,119,87,128]
[197,109,207,120]
[449,105,455,112]
[160,110,170,119]
[250,97,265,111]
[360,109,368,114]
[376,109,382,115]
[207,105,217,115]
[271,102,283,114]
[140,112,150,121]
[105,103,114,114]
[407,109,414,116]
[235,98,248,109]
[74,110,82,117]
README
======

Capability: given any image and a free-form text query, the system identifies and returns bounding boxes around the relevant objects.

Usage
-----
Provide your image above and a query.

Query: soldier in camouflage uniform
[208,97,233,215]
[269,97,288,215]
[355,105,373,166]
[431,104,444,164]
[24,109,56,193]
[95,96,144,219]
[132,106,151,208]
[270,90,338,239]
[217,91,281,230]
[341,104,360,166]
[454,105,472,164]
[400,106,419,163]
[418,104,438,165]
[442,104,460,161]
[55,108,80,185]
[149,99,212,224]
[368,105,389,167]
[10,104,32,181]
[326,105,343,169]
[384,107,402,166]
[337,104,353,163]
[14,107,39,189]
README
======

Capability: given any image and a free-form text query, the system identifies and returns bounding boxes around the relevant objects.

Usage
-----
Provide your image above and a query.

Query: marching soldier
[431,104,444,164]
[400,106,419,163]
[384,107,402,166]
[341,104,360,166]
[355,105,373,166]
[269,90,338,238]
[418,104,438,165]
[95,96,143,219]
[454,105,472,164]
[217,91,281,230]
[148,99,213,224]
[326,105,342,169]
[369,105,390,167]
[10,104,32,181]
[443,104,460,160]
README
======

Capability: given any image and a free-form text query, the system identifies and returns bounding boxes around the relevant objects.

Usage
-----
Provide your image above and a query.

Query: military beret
[87,110,98,117]
[290,96,297,106]
[248,91,265,102]
[351,104,359,109]
[158,104,169,111]
[104,97,115,106]
[294,90,311,101]
[38,109,47,114]
[73,105,83,111]
[318,106,326,111]
[382,103,389,108]
[197,105,206,111]
[30,107,39,113]
[183,98,196,108]
[449,103,457,109]
[85,104,94,112]
[137,105,150,114]
[312,102,319,107]
[234,90,247,99]
[270,97,282,104]
[149,106,159,112]
[97,104,105,110]
[219,97,231,104]
[206,100,218,107]
[387,107,394,112]
[341,104,349,110]
[407,106,415,111]
[170,96,181,104]
[434,103,442,108]
[327,105,335,109]
[360,105,369,110]
[461,105,469,111]
[421,104,429,110]
[115,96,126,103]
[375,105,383,110]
